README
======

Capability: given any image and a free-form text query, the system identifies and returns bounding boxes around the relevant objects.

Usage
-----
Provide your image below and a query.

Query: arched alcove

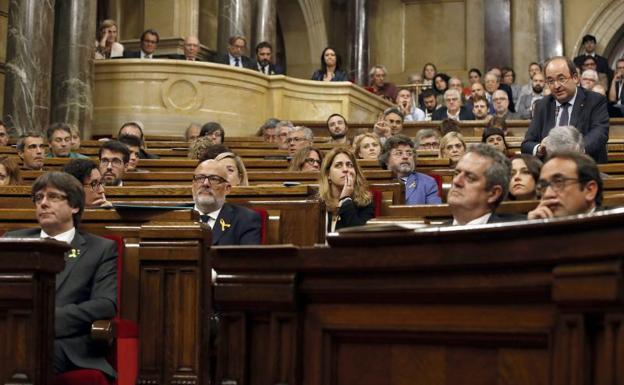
[573,0,624,66]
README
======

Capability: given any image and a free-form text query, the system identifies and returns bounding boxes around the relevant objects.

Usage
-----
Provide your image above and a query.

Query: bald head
[192,159,232,213]
[184,35,200,60]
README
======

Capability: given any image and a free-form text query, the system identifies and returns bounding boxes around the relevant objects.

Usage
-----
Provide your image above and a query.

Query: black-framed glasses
[193,174,227,186]
[390,150,414,158]
[545,76,572,87]
[100,158,124,167]
[536,176,580,196]
[304,158,321,166]
[84,180,104,192]
[32,192,68,204]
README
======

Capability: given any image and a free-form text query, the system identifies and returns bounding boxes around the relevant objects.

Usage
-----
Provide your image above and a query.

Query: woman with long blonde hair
[318,147,374,232]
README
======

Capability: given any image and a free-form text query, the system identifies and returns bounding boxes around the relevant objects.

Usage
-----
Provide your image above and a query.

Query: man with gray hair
[432,89,475,121]
[366,65,398,101]
[414,129,440,151]
[275,120,294,150]
[286,126,313,156]
[580,69,598,91]
[448,143,519,225]
[256,118,281,143]
[541,125,585,155]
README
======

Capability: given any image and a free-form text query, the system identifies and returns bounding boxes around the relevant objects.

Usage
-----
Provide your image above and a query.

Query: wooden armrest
[91,319,115,346]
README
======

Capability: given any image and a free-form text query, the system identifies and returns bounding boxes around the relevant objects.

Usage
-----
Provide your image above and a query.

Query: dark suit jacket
[4,229,117,377]
[520,87,610,163]
[255,62,285,75]
[499,83,516,113]
[311,69,349,82]
[212,203,262,245]
[574,54,611,76]
[212,53,255,70]
[329,200,375,232]
[446,212,524,225]
[168,54,205,62]
[431,105,475,121]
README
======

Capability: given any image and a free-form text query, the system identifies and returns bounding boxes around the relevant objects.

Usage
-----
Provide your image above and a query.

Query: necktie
[559,102,570,126]
[234,57,240,67]
[199,214,211,224]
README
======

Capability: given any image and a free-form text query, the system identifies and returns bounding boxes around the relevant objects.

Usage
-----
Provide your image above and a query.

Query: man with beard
[517,72,545,119]
[98,141,129,187]
[254,41,284,75]
[378,134,441,204]
[421,88,438,121]
[471,95,491,121]
[191,159,261,245]
[326,113,349,144]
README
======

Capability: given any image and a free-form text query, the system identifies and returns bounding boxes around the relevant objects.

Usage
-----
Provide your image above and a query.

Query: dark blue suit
[211,203,262,245]
[521,87,609,163]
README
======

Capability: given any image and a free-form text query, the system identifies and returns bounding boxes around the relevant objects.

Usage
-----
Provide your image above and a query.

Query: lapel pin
[220,218,231,231]
[409,181,416,189]
[68,249,80,259]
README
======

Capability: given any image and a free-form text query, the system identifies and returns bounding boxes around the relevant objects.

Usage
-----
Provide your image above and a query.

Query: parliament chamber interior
[3,0,624,384]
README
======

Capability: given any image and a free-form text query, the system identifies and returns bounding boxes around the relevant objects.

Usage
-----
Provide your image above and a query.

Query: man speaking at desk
[4,172,117,378]
[521,56,609,163]
[192,159,261,245]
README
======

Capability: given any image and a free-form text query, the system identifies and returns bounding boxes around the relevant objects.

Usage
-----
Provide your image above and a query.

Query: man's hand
[527,198,558,220]
[373,120,390,138]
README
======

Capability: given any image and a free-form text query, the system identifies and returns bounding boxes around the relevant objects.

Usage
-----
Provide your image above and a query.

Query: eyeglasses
[419,142,439,150]
[535,176,580,196]
[390,150,414,158]
[84,180,104,192]
[545,76,572,87]
[304,158,321,166]
[100,158,124,167]
[287,137,306,144]
[32,192,68,204]
[193,174,227,186]
[143,39,158,44]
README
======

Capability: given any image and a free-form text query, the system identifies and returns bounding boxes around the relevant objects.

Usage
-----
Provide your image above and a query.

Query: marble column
[484,0,512,70]
[348,0,369,86]
[3,0,55,134]
[255,0,277,51]
[536,0,563,62]
[217,0,253,53]
[51,0,97,139]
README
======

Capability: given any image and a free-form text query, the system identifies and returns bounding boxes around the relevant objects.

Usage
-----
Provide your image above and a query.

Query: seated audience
[95,19,124,59]
[470,81,486,101]
[471,94,491,121]
[118,121,160,159]
[432,89,475,121]
[540,125,585,158]
[487,116,508,134]
[319,147,374,232]
[192,159,261,245]
[276,121,294,150]
[188,137,221,160]
[123,29,159,59]
[255,41,284,75]
[118,135,144,172]
[580,55,608,90]
[414,129,440,151]
[46,123,88,158]
[396,88,425,121]
[170,36,201,61]
[448,143,516,225]
[501,67,521,105]
[528,151,602,219]
[0,155,21,185]
[185,122,202,142]
[608,58,624,112]
[213,151,249,186]
[4,172,117,377]
[379,134,441,204]
[17,132,46,170]
[492,89,518,119]
[421,63,437,87]
[200,122,225,144]
[366,65,398,101]
[464,68,482,98]
[481,126,508,154]
[353,133,382,160]
[326,113,349,144]
[508,155,542,200]
[69,124,81,152]
[433,73,450,105]
[0,121,9,146]
[421,88,439,120]
[516,62,543,103]
[98,140,130,186]
[62,159,112,208]
[289,146,323,172]
[256,118,280,143]
[439,118,461,135]
[439,131,467,167]
[580,69,598,91]
[287,126,313,156]
[517,72,545,119]
[213,35,255,69]
[311,47,348,82]
[374,107,404,141]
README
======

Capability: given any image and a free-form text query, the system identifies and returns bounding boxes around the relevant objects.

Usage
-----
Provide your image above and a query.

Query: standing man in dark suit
[191,159,261,245]
[4,172,117,378]
[254,41,284,75]
[521,56,609,163]
[212,35,255,70]
[123,29,159,59]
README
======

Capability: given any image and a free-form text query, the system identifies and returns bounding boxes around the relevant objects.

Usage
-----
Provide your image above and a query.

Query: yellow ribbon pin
[220,218,231,231]
[68,249,80,259]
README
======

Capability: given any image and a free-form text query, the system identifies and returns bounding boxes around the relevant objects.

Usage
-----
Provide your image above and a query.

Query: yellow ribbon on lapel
[220,218,231,231]
[68,249,80,259]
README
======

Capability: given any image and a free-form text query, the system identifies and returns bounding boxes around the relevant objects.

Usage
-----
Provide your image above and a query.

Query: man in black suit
[521,56,609,163]
[254,41,284,75]
[431,89,475,121]
[169,36,203,61]
[4,172,117,378]
[212,35,255,70]
[448,143,519,225]
[573,34,611,77]
[528,151,602,219]
[191,159,261,245]
[123,29,159,59]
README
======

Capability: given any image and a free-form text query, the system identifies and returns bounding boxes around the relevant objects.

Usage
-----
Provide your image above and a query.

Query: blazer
[212,53,255,70]
[211,203,262,245]
[168,54,205,62]
[328,199,375,232]
[255,62,285,75]
[405,172,442,205]
[446,212,525,225]
[4,229,117,377]
[311,69,349,82]
[431,105,475,121]
[521,87,610,163]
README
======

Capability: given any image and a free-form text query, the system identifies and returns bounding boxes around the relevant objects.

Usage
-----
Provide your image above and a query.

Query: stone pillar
[217,0,253,53]
[348,0,369,86]
[255,0,277,51]
[484,0,512,70]
[536,0,563,62]
[3,0,55,134]
[51,0,97,139]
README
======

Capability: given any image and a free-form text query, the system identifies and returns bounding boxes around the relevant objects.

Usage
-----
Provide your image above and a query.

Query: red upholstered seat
[53,369,110,385]
[428,173,444,197]
[250,207,269,244]
[370,189,382,217]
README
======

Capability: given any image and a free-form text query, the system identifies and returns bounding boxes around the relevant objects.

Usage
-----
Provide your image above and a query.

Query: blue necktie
[234,57,240,67]
[559,102,570,126]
